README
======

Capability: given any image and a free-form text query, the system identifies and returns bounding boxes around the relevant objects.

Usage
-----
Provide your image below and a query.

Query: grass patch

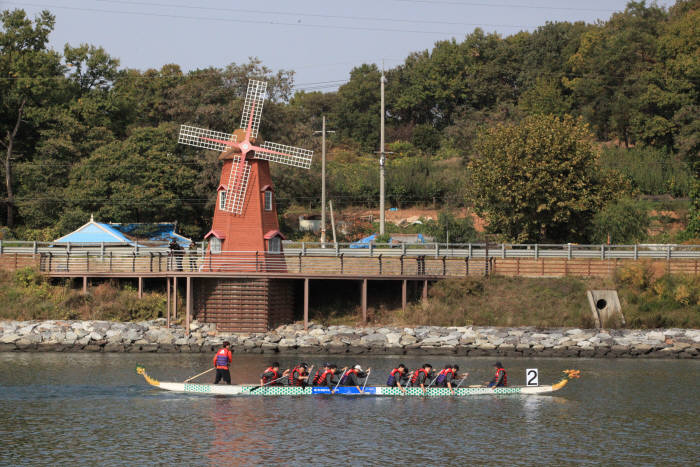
[0,267,167,321]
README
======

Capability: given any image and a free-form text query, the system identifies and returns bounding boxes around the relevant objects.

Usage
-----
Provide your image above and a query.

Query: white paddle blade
[256,141,313,169]
[223,160,252,215]
[179,125,237,152]
[240,80,267,139]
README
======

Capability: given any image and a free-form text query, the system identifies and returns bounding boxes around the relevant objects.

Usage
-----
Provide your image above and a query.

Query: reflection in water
[0,353,697,465]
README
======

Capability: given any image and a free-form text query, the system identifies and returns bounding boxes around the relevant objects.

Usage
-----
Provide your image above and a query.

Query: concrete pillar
[173,277,178,319]
[186,276,191,335]
[402,280,407,312]
[138,276,143,299]
[422,280,428,301]
[362,279,368,322]
[166,276,171,327]
[303,278,309,331]
[82,276,87,294]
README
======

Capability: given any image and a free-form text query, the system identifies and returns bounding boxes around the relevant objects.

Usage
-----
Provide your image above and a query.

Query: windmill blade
[224,160,252,215]
[255,141,313,169]
[240,80,267,139]
[179,125,237,152]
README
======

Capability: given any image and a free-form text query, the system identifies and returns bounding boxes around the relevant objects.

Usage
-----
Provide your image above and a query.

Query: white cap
[354,365,362,371]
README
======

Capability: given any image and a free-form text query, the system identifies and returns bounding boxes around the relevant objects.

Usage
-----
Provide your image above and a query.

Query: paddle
[331,368,349,394]
[360,369,371,394]
[184,367,215,383]
[249,374,289,393]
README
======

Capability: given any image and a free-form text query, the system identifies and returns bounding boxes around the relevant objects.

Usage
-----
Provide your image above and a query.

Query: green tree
[0,9,65,227]
[333,64,381,151]
[424,211,477,243]
[590,198,650,244]
[468,114,627,243]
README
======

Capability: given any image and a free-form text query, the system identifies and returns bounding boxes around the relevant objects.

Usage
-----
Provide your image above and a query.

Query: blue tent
[54,217,133,244]
[350,233,377,248]
[54,217,191,247]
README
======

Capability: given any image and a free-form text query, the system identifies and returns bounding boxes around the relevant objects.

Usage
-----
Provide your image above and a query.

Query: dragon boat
[136,366,581,397]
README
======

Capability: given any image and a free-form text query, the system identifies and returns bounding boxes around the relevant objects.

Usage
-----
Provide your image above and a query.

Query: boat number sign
[526,368,539,387]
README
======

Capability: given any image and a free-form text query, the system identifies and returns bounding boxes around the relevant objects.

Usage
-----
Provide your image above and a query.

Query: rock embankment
[0,320,698,358]
[0,320,700,358]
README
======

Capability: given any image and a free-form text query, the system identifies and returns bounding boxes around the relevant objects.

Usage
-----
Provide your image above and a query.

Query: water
[1,353,698,466]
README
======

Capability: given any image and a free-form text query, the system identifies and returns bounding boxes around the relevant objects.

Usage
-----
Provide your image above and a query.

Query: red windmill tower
[178,80,313,261]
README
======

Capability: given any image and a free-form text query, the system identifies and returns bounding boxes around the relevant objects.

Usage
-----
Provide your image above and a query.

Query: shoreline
[0,320,698,358]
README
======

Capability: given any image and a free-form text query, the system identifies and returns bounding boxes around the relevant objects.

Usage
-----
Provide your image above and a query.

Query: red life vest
[213,348,231,369]
[289,366,304,386]
[410,368,429,385]
[495,367,508,387]
[262,367,280,384]
[315,369,334,386]
[387,368,403,386]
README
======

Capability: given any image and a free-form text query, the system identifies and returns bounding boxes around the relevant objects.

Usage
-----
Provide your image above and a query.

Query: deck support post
[303,278,309,331]
[173,277,177,320]
[186,276,191,336]
[82,276,87,294]
[138,276,143,299]
[402,279,407,312]
[361,279,368,322]
[422,280,428,301]
[166,276,171,327]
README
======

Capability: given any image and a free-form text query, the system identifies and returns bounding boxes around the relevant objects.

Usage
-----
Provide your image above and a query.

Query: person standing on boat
[409,363,434,394]
[487,362,508,388]
[340,365,370,392]
[387,364,408,393]
[212,341,233,385]
[260,362,289,387]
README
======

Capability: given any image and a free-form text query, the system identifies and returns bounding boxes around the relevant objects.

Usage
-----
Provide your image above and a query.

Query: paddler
[386,364,408,393]
[289,362,311,387]
[259,362,290,387]
[409,363,434,394]
[212,341,233,385]
[340,365,371,393]
[314,364,347,389]
[435,364,469,394]
[486,361,508,388]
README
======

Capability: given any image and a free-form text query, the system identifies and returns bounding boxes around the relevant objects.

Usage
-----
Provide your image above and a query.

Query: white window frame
[264,190,273,211]
[219,190,227,211]
[268,236,281,253]
[209,237,222,254]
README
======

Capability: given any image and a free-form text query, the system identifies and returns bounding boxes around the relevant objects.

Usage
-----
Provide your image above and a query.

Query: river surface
[1,353,698,466]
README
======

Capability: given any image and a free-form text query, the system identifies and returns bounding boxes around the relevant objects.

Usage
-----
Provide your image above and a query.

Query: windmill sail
[240,80,267,139]
[179,125,237,152]
[223,159,252,215]
[255,141,313,169]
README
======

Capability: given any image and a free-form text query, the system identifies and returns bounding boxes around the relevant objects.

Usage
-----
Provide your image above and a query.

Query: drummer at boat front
[213,341,233,385]
[486,361,508,388]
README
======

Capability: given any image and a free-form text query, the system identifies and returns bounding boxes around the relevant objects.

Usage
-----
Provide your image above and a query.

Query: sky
[9,0,678,93]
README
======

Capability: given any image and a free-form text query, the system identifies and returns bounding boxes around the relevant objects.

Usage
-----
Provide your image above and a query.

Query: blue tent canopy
[54,217,191,247]
[350,233,377,248]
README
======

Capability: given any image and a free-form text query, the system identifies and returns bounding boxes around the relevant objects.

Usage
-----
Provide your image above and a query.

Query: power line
[10,1,507,35]
[94,0,527,29]
[389,0,618,12]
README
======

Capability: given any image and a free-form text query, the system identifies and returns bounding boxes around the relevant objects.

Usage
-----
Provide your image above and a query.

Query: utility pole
[314,116,334,245]
[379,67,387,235]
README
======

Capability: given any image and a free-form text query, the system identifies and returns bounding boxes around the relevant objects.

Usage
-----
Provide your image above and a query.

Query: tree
[590,198,650,244]
[424,211,477,243]
[333,64,381,151]
[0,9,64,227]
[468,114,627,243]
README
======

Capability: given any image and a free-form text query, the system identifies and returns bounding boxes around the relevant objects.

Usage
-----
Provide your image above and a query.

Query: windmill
[178,80,313,254]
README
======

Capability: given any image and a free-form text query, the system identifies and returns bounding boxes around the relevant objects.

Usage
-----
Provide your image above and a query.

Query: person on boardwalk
[386,364,408,393]
[213,341,233,384]
[169,239,183,271]
[340,365,371,393]
[188,242,198,272]
[487,362,508,388]
[288,363,312,387]
[260,362,289,387]
[409,363,434,394]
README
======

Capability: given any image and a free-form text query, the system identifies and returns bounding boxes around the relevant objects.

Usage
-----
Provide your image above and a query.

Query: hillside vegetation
[0,1,697,244]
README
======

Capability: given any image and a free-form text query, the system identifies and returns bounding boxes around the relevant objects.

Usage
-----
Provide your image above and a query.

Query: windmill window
[209,237,222,254]
[219,190,227,210]
[268,236,281,253]
[264,190,273,211]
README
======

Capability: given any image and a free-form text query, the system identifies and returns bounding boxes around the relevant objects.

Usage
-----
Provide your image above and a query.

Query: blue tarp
[110,223,191,248]
[350,233,377,248]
